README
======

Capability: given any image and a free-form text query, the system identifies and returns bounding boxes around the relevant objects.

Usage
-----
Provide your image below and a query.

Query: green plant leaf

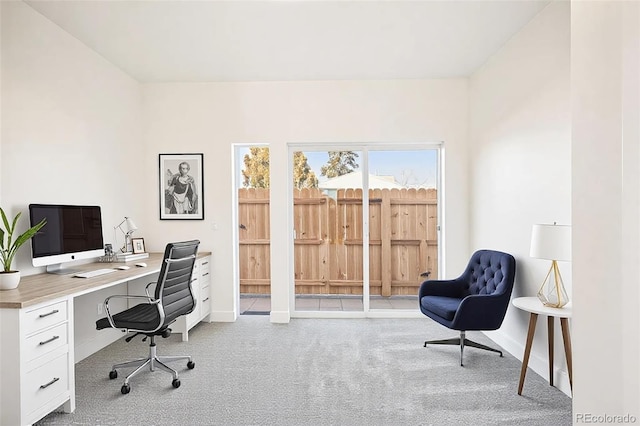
[0,208,10,232]
[0,207,47,272]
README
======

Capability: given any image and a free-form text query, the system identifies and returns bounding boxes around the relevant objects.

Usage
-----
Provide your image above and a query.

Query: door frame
[232,143,271,319]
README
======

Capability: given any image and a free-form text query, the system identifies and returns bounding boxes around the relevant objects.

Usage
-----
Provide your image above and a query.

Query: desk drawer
[200,258,210,275]
[25,352,69,413]
[200,268,211,285]
[25,322,68,363]
[24,301,68,335]
[200,292,211,316]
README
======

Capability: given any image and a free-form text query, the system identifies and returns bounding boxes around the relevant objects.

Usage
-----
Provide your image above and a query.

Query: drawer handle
[203,297,209,302]
[202,272,209,277]
[202,261,209,265]
[39,335,60,345]
[40,377,60,389]
[39,309,59,318]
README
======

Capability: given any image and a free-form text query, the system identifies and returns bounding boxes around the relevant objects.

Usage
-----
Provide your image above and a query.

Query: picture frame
[132,238,146,254]
[159,153,204,220]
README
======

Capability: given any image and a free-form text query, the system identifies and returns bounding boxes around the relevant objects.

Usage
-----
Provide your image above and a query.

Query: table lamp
[115,217,138,254]
[530,223,571,308]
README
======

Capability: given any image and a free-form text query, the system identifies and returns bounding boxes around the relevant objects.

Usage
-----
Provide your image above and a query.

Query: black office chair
[419,249,516,366]
[96,240,200,394]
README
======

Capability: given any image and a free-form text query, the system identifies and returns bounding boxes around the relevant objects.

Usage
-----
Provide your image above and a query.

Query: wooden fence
[238,187,438,297]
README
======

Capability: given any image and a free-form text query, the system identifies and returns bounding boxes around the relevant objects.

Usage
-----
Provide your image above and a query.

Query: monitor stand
[46,263,82,275]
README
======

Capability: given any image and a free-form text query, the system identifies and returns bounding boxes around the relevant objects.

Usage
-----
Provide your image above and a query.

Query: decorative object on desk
[115,252,149,262]
[159,153,204,220]
[114,217,137,253]
[98,243,116,263]
[131,237,146,254]
[0,207,47,290]
[530,223,572,308]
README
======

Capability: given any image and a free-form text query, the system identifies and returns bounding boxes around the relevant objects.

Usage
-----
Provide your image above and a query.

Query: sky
[303,150,437,188]
[238,147,438,189]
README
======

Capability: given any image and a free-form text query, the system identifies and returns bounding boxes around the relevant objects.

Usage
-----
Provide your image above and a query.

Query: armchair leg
[424,331,503,366]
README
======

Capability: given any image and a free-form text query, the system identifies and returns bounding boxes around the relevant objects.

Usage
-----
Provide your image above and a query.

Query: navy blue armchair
[419,249,516,366]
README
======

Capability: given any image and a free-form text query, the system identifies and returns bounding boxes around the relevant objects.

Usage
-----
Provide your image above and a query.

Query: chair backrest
[154,240,200,326]
[461,249,516,298]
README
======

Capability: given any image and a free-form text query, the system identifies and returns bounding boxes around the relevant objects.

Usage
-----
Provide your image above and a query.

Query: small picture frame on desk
[132,238,146,254]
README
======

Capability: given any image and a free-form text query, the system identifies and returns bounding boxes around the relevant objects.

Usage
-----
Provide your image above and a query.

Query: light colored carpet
[36,317,572,426]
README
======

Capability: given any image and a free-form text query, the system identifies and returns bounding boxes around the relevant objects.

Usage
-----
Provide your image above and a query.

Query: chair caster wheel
[172,379,181,388]
[109,370,118,380]
[121,384,130,394]
[187,361,195,369]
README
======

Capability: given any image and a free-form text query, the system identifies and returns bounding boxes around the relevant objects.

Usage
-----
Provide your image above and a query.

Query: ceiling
[24,0,550,83]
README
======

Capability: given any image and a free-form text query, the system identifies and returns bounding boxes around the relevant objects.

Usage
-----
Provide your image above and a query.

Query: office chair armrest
[145,282,157,298]
[419,279,466,299]
[103,295,161,330]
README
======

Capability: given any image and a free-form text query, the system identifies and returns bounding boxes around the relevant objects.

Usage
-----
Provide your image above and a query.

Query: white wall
[0,1,3,204]
[0,2,143,357]
[572,0,639,419]
[141,79,470,322]
[469,2,572,395]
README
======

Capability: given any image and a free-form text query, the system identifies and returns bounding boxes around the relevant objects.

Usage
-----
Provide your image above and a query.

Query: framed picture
[159,153,204,220]
[132,238,146,254]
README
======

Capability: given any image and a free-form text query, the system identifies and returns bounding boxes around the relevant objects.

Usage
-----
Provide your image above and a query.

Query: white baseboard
[270,310,291,323]
[209,310,237,322]
[484,329,572,397]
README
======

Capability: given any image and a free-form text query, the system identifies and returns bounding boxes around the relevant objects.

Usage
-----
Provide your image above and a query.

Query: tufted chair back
[462,249,515,297]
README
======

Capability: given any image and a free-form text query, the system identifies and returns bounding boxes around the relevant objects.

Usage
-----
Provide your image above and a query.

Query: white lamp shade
[124,217,138,233]
[530,224,571,261]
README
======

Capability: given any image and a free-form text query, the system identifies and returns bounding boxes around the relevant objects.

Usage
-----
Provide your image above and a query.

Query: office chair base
[424,331,503,366]
[109,338,194,394]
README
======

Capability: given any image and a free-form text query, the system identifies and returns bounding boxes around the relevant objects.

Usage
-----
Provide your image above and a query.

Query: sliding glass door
[290,145,440,316]
[293,150,364,312]
[367,149,439,312]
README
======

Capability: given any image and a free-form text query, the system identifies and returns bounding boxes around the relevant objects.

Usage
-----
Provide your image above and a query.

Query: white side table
[512,296,573,395]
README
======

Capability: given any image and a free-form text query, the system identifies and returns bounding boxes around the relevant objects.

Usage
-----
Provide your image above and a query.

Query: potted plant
[0,207,46,290]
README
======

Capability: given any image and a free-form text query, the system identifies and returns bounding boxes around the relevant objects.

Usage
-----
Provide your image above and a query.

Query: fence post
[381,189,392,297]
[320,190,330,289]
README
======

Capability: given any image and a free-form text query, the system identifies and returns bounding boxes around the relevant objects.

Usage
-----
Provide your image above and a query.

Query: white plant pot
[0,271,21,290]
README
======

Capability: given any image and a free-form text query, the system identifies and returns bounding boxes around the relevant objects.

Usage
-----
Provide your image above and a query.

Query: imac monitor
[29,204,105,274]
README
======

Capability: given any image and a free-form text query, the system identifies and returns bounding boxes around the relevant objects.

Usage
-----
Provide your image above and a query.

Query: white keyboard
[73,268,117,279]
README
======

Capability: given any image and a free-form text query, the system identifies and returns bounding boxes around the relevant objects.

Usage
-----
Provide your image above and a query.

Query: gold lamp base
[537,260,569,308]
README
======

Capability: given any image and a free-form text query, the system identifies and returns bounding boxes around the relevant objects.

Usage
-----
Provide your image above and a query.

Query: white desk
[0,252,211,426]
[512,296,572,395]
